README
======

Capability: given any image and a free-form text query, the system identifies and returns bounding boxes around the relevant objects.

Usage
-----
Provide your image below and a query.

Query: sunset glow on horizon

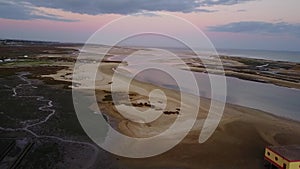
[1,0,300,51]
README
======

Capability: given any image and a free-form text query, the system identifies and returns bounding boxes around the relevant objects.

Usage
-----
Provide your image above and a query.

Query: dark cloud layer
[0,0,255,21]
[208,21,300,37]
[23,0,253,14]
[0,1,77,21]
[200,0,253,6]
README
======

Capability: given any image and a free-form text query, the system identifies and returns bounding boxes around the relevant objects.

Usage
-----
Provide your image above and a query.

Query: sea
[216,48,300,63]
[130,46,300,63]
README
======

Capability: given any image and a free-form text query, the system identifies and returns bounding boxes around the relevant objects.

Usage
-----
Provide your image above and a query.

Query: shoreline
[1,44,300,168]
[17,44,299,127]
[1,44,299,89]
[94,60,300,169]
[63,54,300,168]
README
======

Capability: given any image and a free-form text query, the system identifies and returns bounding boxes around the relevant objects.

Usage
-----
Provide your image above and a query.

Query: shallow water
[109,54,300,121]
[126,68,300,121]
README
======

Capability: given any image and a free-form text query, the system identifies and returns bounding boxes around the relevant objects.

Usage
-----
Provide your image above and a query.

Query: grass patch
[0,59,54,67]
[0,45,77,59]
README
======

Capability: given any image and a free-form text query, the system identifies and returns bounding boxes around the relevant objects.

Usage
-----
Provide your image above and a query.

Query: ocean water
[216,48,300,63]
[134,46,300,63]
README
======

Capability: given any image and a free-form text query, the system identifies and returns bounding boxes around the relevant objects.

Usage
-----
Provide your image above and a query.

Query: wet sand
[8,44,299,169]
[74,60,300,169]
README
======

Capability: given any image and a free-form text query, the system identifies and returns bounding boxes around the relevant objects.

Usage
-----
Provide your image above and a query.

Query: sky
[0,0,300,51]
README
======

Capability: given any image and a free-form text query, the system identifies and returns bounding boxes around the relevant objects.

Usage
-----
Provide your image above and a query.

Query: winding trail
[0,72,99,169]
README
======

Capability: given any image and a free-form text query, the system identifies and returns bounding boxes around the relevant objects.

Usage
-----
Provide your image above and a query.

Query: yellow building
[264,145,300,169]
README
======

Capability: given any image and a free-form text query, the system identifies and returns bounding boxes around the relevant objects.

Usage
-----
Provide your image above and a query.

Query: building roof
[267,145,300,162]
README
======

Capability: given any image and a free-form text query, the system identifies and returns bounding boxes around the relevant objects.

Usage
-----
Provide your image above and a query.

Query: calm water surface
[109,53,300,121]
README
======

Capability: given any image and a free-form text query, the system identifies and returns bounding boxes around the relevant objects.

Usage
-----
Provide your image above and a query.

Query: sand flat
[44,46,300,169]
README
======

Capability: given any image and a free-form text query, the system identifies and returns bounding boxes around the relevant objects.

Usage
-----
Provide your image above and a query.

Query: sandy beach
[3,44,299,169]
[94,60,300,169]
[45,46,300,169]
